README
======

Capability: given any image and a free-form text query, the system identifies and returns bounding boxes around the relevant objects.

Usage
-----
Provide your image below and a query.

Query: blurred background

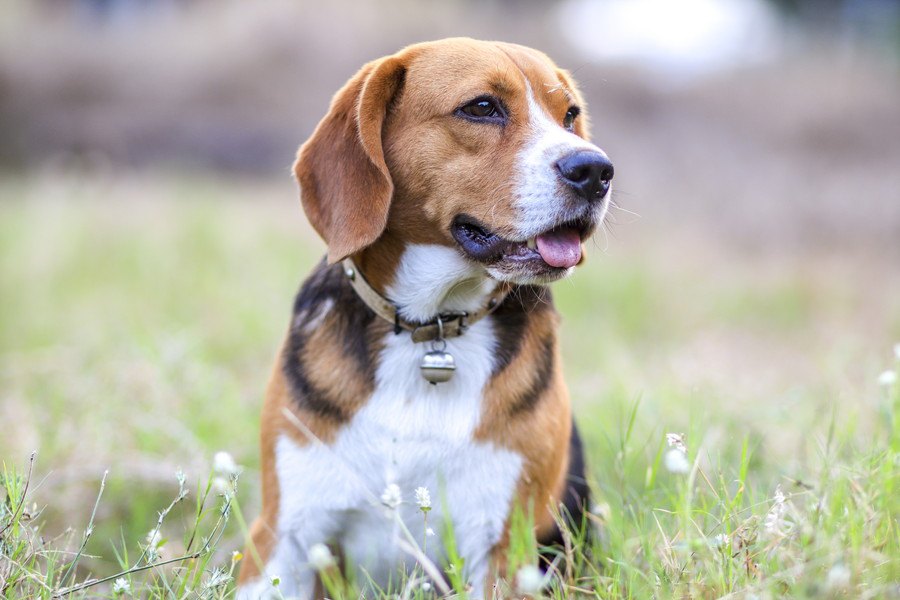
[2,0,899,239]
[1,0,899,581]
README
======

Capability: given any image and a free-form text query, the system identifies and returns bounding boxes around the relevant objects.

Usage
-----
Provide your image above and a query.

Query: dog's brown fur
[239,38,594,592]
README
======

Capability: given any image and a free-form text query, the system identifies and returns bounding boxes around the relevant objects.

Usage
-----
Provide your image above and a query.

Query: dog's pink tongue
[535,228,582,268]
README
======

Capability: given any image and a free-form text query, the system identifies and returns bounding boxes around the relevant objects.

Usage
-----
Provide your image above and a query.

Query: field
[2,169,898,598]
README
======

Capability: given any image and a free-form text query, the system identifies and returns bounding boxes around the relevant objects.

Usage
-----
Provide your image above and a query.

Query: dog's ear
[555,68,590,141]
[295,56,407,263]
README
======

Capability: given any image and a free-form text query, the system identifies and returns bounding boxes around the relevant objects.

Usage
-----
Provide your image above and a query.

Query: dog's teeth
[526,237,536,249]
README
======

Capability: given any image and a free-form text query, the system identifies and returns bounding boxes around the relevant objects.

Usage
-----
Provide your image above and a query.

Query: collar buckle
[411,311,468,344]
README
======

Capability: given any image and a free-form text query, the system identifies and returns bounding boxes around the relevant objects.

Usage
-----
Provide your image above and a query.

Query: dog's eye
[456,96,507,123]
[563,106,580,131]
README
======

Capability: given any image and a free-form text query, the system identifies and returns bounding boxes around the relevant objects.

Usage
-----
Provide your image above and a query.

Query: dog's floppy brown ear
[295,55,407,264]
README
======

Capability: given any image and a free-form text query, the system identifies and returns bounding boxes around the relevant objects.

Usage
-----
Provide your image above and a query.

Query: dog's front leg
[236,528,320,600]
[238,504,341,600]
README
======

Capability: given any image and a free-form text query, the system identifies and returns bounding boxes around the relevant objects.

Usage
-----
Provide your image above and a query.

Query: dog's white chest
[273,319,523,591]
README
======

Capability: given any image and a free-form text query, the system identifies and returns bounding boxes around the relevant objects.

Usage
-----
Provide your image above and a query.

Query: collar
[341,258,508,343]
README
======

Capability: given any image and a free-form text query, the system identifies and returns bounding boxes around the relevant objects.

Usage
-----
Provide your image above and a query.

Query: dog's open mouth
[451,214,595,270]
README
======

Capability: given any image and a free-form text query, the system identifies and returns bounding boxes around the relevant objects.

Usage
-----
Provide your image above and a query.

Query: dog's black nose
[556,150,614,202]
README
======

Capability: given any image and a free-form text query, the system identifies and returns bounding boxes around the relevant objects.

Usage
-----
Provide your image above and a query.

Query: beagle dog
[237,38,613,599]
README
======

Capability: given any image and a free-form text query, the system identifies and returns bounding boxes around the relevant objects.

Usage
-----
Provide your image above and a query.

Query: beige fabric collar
[340,258,508,343]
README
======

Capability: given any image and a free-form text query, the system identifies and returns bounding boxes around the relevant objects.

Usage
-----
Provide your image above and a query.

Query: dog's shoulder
[279,260,389,434]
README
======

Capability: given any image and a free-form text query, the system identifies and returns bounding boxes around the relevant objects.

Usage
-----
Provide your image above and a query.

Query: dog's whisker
[599,221,610,253]
[609,199,641,220]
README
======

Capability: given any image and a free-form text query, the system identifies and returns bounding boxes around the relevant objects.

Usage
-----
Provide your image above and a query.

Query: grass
[1,171,899,598]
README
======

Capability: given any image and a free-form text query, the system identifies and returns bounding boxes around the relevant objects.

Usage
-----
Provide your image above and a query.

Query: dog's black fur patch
[283,261,376,422]
[537,420,591,564]
[507,333,556,416]
[491,285,553,375]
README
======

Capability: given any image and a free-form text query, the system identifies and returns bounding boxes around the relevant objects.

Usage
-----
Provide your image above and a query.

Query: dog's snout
[556,151,614,202]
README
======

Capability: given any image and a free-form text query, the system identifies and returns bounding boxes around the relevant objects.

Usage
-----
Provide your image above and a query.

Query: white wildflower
[220,498,232,519]
[878,370,897,387]
[145,529,162,548]
[144,527,164,563]
[826,563,851,590]
[213,451,240,476]
[664,448,690,474]
[422,581,432,591]
[764,485,788,535]
[590,502,611,521]
[112,577,131,595]
[426,527,435,537]
[213,476,232,496]
[516,564,544,595]
[665,432,687,453]
[308,543,336,571]
[204,567,231,590]
[381,483,402,509]
[145,530,159,547]
[712,533,730,548]
[415,486,432,511]
[774,485,786,504]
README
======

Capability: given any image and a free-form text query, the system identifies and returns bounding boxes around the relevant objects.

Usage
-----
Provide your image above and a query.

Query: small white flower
[204,567,231,589]
[664,448,690,474]
[144,529,164,561]
[425,527,435,537]
[112,577,131,595]
[381,483,402,509]
[415,486,432,511]
[213,451,240,476]
[764,485,788,534]
[307,543,336,571]
[590,502,611,520]
[665,433,687,453]
[826,563,851,590]
[878,370,897,387]
[422,581,432,591]
[516,564,543,595]
[712,533,729,548]
[212,476,232,496]
[774,485,786,504]
[145,529,162,548]
[220,498,233,519]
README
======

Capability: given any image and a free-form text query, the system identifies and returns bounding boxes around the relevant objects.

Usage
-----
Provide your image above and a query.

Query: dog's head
[295,38,613,285]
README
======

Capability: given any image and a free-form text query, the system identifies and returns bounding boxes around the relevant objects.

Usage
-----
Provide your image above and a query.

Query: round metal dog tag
[420,350,455,384]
